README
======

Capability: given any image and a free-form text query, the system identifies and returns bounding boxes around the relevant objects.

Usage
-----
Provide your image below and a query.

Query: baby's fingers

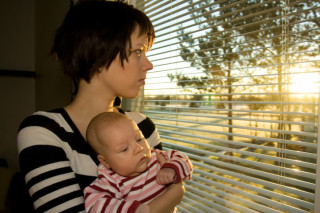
[156,168,176,185]
[156,173,172,185]
[154,149,167,166]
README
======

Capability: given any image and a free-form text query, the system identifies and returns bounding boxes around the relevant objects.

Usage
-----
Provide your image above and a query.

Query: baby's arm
[155,149,193,184]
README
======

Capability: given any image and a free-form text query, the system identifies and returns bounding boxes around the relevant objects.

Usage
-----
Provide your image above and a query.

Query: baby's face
[99,119,151,177]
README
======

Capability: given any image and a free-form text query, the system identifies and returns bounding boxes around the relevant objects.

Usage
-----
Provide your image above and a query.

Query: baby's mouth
[138,155,148,164]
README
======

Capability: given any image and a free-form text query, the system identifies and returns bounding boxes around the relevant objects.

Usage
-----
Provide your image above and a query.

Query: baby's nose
[136,144,143,153]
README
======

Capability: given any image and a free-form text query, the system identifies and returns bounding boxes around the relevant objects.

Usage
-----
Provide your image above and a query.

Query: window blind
[124,0,320,212]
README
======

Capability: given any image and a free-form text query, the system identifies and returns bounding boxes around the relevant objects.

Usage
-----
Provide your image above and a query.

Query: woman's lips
[139,79,145,85]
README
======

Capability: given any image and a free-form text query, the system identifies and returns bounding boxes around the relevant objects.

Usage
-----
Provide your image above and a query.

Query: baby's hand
[156,167,176,185]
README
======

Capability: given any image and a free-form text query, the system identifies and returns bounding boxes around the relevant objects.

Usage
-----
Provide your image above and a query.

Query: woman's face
[100,27,153,99]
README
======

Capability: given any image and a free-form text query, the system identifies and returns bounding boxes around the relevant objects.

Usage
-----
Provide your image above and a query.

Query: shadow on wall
[0,75,35,171]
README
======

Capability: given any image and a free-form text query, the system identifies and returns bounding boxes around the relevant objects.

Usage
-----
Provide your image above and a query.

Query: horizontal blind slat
[162,135,317,163]
[192,170,314,210]
[134,1,320,212]
[191,161,315,200]
[145,110,316,126]
[156,124,317,149]
[143,107,317,117]
[164,134,315,158]
[182,192,235,213]
[162,144,316,182]
[153,116,317,137]
[160,132,317,164]
[158,127,317,150]
[180,197,224,213]
[185,184,267,213]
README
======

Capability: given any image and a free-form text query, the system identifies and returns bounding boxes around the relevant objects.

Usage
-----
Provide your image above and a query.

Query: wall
[0,1,35,71]
[0,0,36,170]
[0,76,35,171]
[0,0,71,170]
[35,0,72,110]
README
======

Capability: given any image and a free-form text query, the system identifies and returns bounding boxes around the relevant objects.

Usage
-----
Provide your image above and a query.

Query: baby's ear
[97,155,111,169]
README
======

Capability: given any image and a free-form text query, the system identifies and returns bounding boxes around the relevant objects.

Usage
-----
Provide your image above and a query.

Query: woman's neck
[64,80,116,138]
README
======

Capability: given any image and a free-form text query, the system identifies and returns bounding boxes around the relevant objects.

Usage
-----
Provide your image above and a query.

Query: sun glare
[290,72,319,96]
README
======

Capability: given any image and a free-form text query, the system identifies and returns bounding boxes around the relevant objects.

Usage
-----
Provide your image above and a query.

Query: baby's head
[87,112,151,177]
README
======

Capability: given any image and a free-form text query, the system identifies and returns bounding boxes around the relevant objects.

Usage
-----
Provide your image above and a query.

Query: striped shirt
[17,108,161,213]
[84,149,193,213]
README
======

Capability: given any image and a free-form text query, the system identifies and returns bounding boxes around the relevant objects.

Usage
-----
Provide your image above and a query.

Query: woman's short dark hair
[51,0,155,83]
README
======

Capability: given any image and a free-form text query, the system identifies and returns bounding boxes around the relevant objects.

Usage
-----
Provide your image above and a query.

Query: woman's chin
[122,91,141,99]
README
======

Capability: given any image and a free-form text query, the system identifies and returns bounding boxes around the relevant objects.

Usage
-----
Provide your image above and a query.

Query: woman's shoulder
[124,111,147,123]
[124,111,155,132]
[123,110,162,149]
[18,108,73,132]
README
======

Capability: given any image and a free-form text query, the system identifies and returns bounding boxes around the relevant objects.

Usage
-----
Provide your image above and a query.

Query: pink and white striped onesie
[84,149,193,213]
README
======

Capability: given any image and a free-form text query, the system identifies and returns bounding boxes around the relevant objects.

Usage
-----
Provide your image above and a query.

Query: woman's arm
[147,150,185,213]
[148,182,185,213]
[17,113,92,212]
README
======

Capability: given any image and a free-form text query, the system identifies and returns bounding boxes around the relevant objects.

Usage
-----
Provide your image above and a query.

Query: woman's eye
[130,45,147,57]
[134,49,142,56]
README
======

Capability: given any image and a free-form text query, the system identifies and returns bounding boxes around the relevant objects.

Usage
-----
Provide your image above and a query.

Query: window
[123,0,320,212]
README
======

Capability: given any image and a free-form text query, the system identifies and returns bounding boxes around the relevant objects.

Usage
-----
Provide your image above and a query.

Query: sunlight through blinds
[123,0,320,212]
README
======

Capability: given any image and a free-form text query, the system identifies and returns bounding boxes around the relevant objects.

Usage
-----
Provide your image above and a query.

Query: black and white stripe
[17,108,160,212]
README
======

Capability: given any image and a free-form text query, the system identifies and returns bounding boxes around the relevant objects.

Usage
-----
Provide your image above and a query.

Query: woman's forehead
[131,26,147,42]
[133,24,154,47]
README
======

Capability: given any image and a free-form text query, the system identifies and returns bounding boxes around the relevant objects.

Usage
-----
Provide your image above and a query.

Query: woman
[17,1,184,212]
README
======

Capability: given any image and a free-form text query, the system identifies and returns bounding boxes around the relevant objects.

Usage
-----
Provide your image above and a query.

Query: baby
[84,112,193,213]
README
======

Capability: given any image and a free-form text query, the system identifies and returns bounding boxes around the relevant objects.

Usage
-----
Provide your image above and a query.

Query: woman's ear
[97,155,111,169]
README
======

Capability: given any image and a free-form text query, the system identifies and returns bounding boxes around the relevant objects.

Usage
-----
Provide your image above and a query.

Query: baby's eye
[122,147,128,152]
[137,136,146,143]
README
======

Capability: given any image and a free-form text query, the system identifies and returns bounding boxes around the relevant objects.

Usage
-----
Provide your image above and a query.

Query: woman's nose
[143,56,153,72]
